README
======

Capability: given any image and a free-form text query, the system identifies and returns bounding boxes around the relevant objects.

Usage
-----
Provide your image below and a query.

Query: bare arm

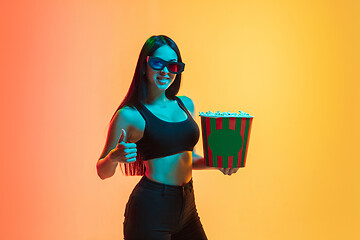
[192,151,216,170]
[97,108,135,179]
[97,152,119,180]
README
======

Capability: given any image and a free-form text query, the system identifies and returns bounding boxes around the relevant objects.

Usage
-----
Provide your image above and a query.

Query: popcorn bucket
[200,112,254,168]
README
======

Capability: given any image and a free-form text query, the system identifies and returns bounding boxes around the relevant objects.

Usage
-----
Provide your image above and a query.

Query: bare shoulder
[117,105,145,132]
[111,106,134,131]
[119,105,146,141]
[178,96,195,117]
[118,105,140,122]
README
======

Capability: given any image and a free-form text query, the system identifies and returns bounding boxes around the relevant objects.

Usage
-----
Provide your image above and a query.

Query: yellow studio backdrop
[0,0,359,239]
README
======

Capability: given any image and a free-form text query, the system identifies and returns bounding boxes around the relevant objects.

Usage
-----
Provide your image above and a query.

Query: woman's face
[146,45,178,91]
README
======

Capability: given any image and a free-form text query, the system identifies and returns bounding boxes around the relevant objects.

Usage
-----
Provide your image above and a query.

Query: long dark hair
[109,35,184,176]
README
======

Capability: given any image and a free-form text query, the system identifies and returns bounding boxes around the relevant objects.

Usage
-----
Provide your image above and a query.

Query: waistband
[139,175,193,193]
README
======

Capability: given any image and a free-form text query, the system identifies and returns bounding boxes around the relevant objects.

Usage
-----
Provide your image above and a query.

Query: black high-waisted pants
[123,175,208,240]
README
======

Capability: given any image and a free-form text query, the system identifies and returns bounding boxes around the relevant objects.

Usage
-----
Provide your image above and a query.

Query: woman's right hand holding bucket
[109,129,137,163]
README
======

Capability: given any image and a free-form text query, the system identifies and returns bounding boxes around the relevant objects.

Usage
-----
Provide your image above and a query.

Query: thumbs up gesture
[109,129,137,163]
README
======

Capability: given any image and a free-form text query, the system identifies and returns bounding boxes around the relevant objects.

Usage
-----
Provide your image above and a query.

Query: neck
[146,90,170,106]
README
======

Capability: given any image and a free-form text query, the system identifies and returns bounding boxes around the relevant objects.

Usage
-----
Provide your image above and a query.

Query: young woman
[97,35,239,239]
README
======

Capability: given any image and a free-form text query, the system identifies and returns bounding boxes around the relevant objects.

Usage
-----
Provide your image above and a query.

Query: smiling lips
[157,77,170,83]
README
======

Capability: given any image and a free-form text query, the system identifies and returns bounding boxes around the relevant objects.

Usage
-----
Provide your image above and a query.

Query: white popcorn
[199,110,254,118]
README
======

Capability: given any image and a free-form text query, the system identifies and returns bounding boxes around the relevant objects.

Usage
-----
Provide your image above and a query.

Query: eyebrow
[154,57,177,62]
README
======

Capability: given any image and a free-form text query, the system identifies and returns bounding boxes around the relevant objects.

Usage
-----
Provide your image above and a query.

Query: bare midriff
[143,151,193,186]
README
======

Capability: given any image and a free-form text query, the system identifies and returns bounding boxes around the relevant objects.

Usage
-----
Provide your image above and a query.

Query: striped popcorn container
[200,112,254,168]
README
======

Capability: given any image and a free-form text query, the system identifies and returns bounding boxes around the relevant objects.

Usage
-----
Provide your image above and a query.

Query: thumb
[118,129,127,144]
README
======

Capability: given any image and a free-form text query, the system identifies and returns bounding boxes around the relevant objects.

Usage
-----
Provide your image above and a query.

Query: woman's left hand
[219,168,239,176]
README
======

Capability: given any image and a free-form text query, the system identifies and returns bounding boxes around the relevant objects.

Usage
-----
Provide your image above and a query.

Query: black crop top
[133,96,200,161]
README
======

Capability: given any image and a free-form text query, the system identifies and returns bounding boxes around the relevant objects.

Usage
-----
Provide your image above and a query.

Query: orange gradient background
[1,0,359,239]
